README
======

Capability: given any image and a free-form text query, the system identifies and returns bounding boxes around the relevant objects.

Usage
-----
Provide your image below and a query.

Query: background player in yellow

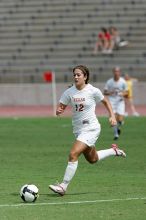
[124,74,140,116]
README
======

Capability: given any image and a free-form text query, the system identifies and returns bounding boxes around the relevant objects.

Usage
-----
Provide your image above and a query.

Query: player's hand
[56,106,64,116]
[109,116,117,126]
[56,103,67,116]
[118,92,123,96]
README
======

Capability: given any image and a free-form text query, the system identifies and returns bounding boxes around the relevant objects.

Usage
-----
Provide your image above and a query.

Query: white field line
[0,197,146,208]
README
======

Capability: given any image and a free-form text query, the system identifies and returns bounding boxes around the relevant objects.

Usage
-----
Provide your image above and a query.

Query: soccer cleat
[114,136,119,140]
[112,144,126,157]
[49,184,66,196]
[133,112,140,117]
[117,128,121,135]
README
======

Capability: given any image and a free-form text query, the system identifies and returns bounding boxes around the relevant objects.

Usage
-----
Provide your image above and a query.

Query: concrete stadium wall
[0,82,145,106]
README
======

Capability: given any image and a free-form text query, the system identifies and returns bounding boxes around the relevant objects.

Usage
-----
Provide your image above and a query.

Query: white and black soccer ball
[20,184,39,203]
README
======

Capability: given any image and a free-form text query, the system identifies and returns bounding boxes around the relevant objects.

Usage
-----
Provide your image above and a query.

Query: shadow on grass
[11,191,99,198]
[48,191,99,197]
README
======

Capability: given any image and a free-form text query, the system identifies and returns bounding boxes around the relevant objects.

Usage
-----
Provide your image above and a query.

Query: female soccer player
[49,65,126,196]
[104,67,128,140]
[124,73,139,116]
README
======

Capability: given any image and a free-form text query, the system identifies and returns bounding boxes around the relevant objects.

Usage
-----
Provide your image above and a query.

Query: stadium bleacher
[0,0,146,83]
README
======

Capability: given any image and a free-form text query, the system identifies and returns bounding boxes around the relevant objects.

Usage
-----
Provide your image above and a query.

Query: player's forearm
[121,90,128,97]
[104,90,114,96]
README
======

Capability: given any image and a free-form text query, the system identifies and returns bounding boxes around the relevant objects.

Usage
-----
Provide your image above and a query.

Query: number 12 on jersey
[75,104,84,112]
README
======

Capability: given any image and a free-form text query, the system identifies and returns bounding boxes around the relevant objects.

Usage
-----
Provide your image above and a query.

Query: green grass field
[0,116,145,220]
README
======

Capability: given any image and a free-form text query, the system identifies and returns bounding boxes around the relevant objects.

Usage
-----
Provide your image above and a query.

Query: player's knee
[69,151,78,161]
[87,157,98,164]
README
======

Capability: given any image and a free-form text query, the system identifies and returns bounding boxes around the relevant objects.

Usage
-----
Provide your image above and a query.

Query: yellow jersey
[126,80,133,98]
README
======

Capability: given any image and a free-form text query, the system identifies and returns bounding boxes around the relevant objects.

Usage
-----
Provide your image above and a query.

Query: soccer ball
[20,184,39,203]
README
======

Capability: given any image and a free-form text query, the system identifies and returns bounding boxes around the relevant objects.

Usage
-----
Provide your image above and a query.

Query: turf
[0,116,145,220]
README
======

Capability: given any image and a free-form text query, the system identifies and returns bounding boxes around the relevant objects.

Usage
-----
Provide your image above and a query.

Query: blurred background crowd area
[0,0,146,84]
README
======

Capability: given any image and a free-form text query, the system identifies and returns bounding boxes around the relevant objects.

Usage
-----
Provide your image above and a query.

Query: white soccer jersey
[104,77,127,103]
[59,84,104,133]
[104,77,127,115]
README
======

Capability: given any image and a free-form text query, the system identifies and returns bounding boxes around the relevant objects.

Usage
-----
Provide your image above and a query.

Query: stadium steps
[0,0,146,82]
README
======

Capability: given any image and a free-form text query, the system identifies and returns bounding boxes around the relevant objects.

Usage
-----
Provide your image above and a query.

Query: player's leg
[61,140,87,188]
[113,101,125,140]
[49,140,87,196]
[81,129,126,162]
[83,146,98,163]
[113,113,124,140]
[129,98,139,116]
[124,97,129,116]
[83,144,126,163]
[113,112,119,140]
[108,100,119,140]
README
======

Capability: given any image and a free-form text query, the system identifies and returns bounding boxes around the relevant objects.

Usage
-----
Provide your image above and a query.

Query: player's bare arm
[101,97,117,126]
[118,90,128,98]
[56,103,67,116]
[104,89,115,96]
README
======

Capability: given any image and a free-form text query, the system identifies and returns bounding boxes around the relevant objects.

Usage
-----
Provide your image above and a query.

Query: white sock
[113,125,118,137]
[61,161,78,190]
[97,148,116,161]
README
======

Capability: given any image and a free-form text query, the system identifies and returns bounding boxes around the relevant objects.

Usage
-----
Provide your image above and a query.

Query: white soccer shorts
[110,100,125,115]
[75,127,101,147]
